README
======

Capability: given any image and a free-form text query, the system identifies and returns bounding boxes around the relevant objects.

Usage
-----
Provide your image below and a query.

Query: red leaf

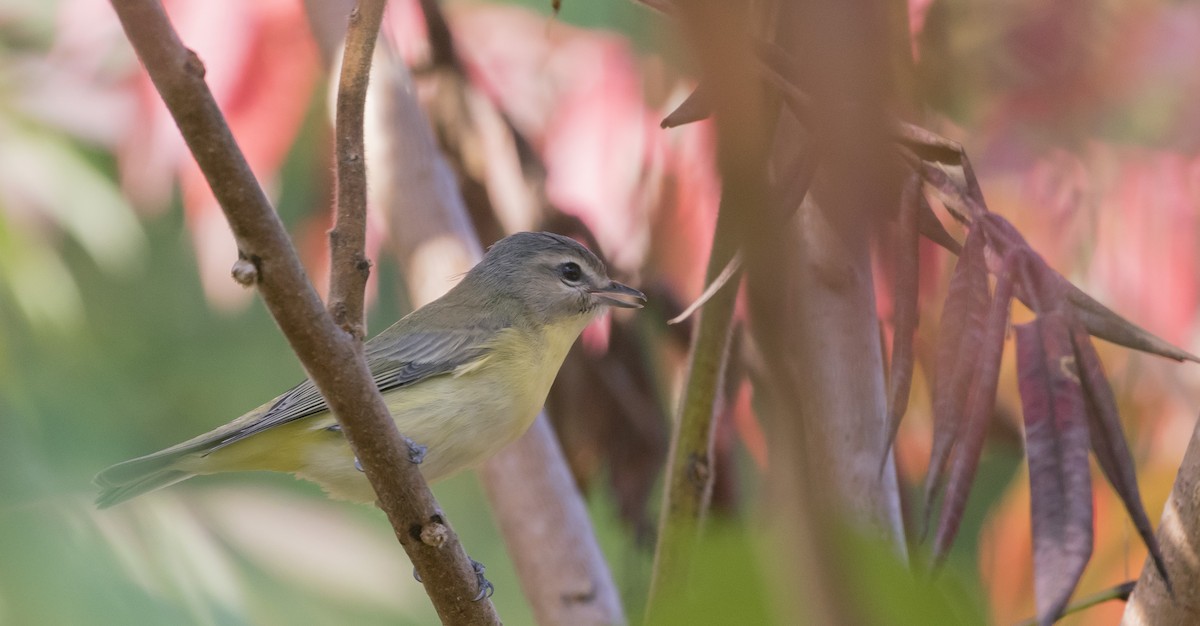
[881,175,923,467]
[1071,325,1171,588]
[931,249,1013,561]
[923,227,989,524]
[1016,312,1094,626]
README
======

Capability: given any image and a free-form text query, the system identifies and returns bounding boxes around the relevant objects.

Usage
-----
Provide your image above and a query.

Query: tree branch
[107,1,499,623]
[328,0,385,339]
[1124,418,1200,624]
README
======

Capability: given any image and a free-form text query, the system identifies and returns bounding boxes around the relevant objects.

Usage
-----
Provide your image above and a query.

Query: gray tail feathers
[94,452,196,508]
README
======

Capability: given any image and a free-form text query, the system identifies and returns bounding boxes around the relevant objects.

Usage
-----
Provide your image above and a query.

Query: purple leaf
[924,227,990,525]
[931,250,1013,561]
[917,194,962,255]
[881,175,922,470]
[1071,325,1171,588]
[980,214,1197,362]
[1066,286,1199,363]
[914,156,989,224]
[892,121,964,165]
[1016,312,1093,626]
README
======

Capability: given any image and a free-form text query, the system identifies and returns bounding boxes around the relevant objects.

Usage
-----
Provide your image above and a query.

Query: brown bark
[1122,420,1200,624]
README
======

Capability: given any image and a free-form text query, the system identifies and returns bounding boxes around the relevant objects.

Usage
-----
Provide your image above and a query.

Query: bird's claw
[405,438,428,464]
[354,456,364,472]
[470,558,494,601]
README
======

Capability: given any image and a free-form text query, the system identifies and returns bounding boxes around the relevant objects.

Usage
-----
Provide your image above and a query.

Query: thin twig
[1014,580,1135,626]
[328,0,386,339]
[668,252,742,325]
[107,1,499,623]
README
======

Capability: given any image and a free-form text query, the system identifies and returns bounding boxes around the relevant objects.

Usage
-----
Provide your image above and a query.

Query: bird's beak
[590,281,646,309]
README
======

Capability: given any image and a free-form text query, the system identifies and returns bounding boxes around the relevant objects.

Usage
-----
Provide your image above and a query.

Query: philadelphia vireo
[96,231,644,507]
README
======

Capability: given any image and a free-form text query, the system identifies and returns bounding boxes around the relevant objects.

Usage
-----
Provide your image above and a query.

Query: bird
[95,231,645,508]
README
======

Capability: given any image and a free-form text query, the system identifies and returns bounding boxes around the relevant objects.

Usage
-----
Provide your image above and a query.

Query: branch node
[355,254,372,274]
[231,254,260,286]
[327,300,365,339]
[686,452,711,489]
[421,520,450,548]
[183,48,205,78]
[562,583,598,605]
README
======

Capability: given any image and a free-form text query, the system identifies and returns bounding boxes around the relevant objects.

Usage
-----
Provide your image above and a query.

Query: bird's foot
[410,557,494,601]
[354,456,364,472]
[470,557,494,601]
[404,437,427,464]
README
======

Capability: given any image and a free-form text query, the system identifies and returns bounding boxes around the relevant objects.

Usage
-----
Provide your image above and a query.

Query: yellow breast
[202,317,592,503]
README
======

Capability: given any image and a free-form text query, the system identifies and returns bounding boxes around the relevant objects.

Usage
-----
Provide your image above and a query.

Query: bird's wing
[202,325,504,453]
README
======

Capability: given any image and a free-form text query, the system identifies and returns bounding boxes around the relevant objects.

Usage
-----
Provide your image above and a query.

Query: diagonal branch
[107,1,499,623]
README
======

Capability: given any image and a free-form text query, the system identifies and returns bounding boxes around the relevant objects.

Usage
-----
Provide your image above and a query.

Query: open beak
[590,281,646,309]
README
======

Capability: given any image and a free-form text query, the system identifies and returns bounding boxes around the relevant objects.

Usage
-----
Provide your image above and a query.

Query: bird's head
[469,231,645,324]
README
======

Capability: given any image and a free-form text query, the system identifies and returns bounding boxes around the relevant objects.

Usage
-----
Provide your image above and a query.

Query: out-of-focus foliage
[0,0,145,330]
[2,0,1198,624]
[896,1,1200,623]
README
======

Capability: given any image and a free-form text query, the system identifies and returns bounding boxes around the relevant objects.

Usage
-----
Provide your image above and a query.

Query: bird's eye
[559,261,583,283]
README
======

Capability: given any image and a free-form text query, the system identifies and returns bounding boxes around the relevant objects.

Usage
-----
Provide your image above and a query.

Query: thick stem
[645,202,740,614]
[668,0,904,623]
[1122,420,1200,625]
[764,0,906,548]
[107,1,498,623]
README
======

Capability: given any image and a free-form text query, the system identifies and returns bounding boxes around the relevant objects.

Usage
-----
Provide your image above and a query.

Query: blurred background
[1,0,1198,624]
